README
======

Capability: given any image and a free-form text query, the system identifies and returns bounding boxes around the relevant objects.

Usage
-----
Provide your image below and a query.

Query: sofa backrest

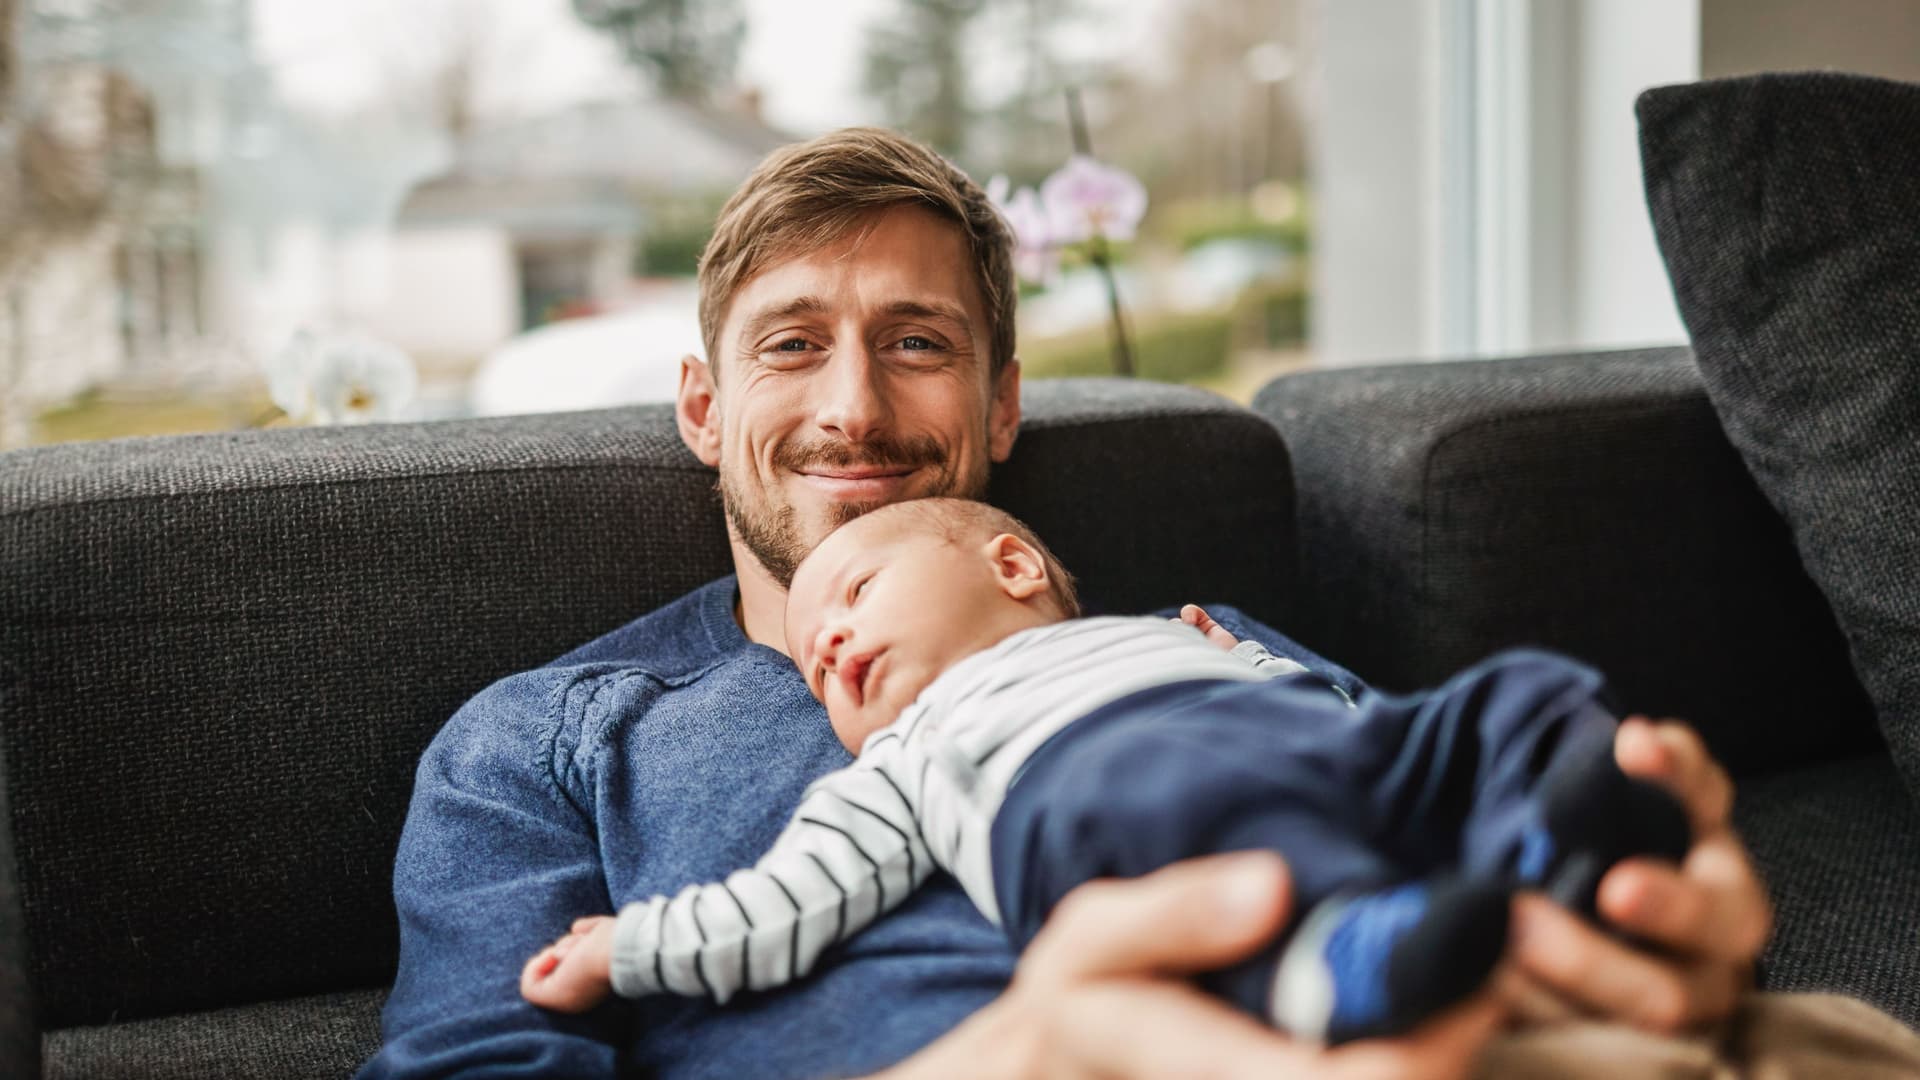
[1254,347,1883,776]
[0,378,1292,1028]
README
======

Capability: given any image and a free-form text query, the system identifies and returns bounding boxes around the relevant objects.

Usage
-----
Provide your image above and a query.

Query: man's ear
[985,532,1049,602]
[988,357,1021,463]
[676,354,722,467]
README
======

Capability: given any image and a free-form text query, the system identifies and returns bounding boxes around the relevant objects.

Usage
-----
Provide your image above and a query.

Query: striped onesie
[607,616,1309,1002]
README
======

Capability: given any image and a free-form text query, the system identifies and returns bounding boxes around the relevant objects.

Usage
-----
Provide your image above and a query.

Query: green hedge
[1019,307,1235,383]
[1018,279,1308,384]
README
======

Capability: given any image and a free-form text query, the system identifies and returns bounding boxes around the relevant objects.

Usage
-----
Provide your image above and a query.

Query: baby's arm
[610,741,933,1005]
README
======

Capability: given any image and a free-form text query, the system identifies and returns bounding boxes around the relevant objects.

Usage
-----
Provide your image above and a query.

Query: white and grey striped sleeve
[608,737,934,1003]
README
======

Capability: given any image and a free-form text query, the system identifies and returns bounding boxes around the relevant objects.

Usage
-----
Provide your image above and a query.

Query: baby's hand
[1175,604,1241,651]
[521,915,617,1013]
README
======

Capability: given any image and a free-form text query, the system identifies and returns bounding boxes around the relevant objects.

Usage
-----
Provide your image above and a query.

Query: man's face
[680,204,1020,588]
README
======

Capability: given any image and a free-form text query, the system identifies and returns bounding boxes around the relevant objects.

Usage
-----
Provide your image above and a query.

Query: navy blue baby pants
[988,647,1620,1012]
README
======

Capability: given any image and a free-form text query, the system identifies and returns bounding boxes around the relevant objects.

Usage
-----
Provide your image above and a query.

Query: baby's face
[785,514,1023,752]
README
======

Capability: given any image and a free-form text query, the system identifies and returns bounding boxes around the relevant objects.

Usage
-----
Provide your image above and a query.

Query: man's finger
[1022,851,1292,984]
[1509,894,1700,1031]
[1615,719,1733,836]
[1597,839,1773,962]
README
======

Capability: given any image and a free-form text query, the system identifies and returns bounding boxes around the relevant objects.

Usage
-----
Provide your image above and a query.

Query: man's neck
[731,538,792,656]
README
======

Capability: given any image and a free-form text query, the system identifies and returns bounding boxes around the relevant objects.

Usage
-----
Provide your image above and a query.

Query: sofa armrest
[0,742,39,1080]
[1253,346,1880,776]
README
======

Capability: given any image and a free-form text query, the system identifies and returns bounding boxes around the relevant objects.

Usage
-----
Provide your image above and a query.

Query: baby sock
[1518,737,1693,917]
[1268,877,1510,1044]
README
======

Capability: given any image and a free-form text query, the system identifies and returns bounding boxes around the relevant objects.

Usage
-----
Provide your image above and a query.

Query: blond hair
[697,128,1017,379]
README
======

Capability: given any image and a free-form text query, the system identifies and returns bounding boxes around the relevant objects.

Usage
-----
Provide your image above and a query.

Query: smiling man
[358,128,1773,1080]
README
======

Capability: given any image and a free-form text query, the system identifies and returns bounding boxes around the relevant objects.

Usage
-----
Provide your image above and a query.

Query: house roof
[398,97,791,235]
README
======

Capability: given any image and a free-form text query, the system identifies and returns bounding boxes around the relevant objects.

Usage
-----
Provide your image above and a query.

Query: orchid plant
[989,153,1148,375]
[264,328,419,426]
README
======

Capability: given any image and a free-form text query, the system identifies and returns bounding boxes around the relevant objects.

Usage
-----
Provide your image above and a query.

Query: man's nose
[813,340,891,443]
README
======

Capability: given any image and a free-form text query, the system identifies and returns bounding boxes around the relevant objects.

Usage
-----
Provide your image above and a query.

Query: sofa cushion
[43,987,385,1080]
[1639,73,1920,800]
[1737,756,1920,1027]
[0,378,1292,1030]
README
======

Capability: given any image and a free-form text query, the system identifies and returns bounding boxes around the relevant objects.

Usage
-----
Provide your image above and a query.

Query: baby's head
[784,497,1080,752]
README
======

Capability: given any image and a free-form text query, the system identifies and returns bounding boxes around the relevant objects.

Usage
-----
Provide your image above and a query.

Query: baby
[523,498,1689,1043]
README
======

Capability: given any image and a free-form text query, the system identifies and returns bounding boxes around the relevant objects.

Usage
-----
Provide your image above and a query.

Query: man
[358,128,1771,1079]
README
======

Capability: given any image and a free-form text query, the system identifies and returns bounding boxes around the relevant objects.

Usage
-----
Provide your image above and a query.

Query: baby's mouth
[841,650,880,706]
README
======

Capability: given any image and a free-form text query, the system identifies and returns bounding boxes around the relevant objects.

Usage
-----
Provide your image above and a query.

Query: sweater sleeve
[609,734,934,1004]
[357,670,623,1080]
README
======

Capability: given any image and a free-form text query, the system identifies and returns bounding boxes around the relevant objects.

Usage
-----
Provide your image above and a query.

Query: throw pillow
[1638,72,1920,799]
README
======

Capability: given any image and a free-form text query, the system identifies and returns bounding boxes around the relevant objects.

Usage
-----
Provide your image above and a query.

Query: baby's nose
[814,624,850,668]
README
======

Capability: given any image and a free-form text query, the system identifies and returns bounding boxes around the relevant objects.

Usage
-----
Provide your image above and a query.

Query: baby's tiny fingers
[572,916,601,934]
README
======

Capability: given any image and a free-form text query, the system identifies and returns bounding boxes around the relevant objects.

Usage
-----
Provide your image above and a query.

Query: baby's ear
[986,533,1050,602]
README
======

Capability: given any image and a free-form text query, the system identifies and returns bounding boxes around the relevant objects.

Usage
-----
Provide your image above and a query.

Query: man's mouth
[797,466,918,500]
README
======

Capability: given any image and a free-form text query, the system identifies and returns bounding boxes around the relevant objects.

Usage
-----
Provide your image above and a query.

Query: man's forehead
[722,208,982,329]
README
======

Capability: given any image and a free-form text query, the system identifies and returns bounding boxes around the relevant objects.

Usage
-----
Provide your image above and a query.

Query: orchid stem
[1066,87,1135,378]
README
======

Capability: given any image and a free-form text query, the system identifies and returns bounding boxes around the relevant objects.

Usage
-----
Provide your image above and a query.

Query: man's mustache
[774,436,945,472]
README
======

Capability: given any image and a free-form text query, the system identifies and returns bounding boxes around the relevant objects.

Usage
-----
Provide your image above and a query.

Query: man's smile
[797,466,919,501]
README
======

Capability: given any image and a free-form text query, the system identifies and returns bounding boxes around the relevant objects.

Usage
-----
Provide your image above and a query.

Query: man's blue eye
[775,339,810,351]
[899,336,935,350]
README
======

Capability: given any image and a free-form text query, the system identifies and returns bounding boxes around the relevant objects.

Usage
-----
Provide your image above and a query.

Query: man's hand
[521,915,618,1014]
[881,852,1504,1080]
[1501,717,1773,1032]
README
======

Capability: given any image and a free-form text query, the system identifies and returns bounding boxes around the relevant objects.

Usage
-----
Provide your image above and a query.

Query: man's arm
[356,671,625,1079]
[874,852,1505,1080]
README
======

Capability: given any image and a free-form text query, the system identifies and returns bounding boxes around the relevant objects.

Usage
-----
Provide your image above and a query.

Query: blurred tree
[977,0,1080,177]
[862,0,988,156]
[571,0,744,104]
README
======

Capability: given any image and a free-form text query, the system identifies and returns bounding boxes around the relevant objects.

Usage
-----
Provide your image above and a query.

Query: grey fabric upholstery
[0,746,40,1080]
[42,988,385,1080]
[1639,73,1920,799]
[1250,347,1881,776]
[1735,755,1920,1022]
[0,377,1291,1069]
[1257,348,1916,1027]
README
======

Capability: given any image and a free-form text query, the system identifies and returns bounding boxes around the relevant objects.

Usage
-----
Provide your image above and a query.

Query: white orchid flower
[1040,154,1149,245]
[265,329,418,425]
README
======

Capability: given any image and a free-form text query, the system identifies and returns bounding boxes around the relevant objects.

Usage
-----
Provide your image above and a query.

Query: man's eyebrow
[738,295,829,343]
[880,300,973,331]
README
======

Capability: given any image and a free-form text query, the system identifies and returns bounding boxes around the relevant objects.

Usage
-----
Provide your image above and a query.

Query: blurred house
[0,0,254,442]
[371,98,791,373]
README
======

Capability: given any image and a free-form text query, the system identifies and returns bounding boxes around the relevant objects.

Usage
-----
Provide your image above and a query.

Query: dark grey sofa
[1,352,1913,1077]
[0,379,1294,1079]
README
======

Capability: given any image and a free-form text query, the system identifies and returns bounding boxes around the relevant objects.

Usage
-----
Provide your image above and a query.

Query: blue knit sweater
[358,577,1358,1080]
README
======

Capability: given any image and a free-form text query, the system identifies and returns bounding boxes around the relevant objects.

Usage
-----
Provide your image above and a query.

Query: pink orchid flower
[988,174,1062,284]
[1040,154,1148,245]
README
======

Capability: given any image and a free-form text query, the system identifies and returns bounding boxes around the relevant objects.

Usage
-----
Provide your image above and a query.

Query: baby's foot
[1269,877,1510,1044]
[521,916,618,1013]
[1519,737,1692,917]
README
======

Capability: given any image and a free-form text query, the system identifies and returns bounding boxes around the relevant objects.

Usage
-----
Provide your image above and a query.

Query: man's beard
[719,432,981,588]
